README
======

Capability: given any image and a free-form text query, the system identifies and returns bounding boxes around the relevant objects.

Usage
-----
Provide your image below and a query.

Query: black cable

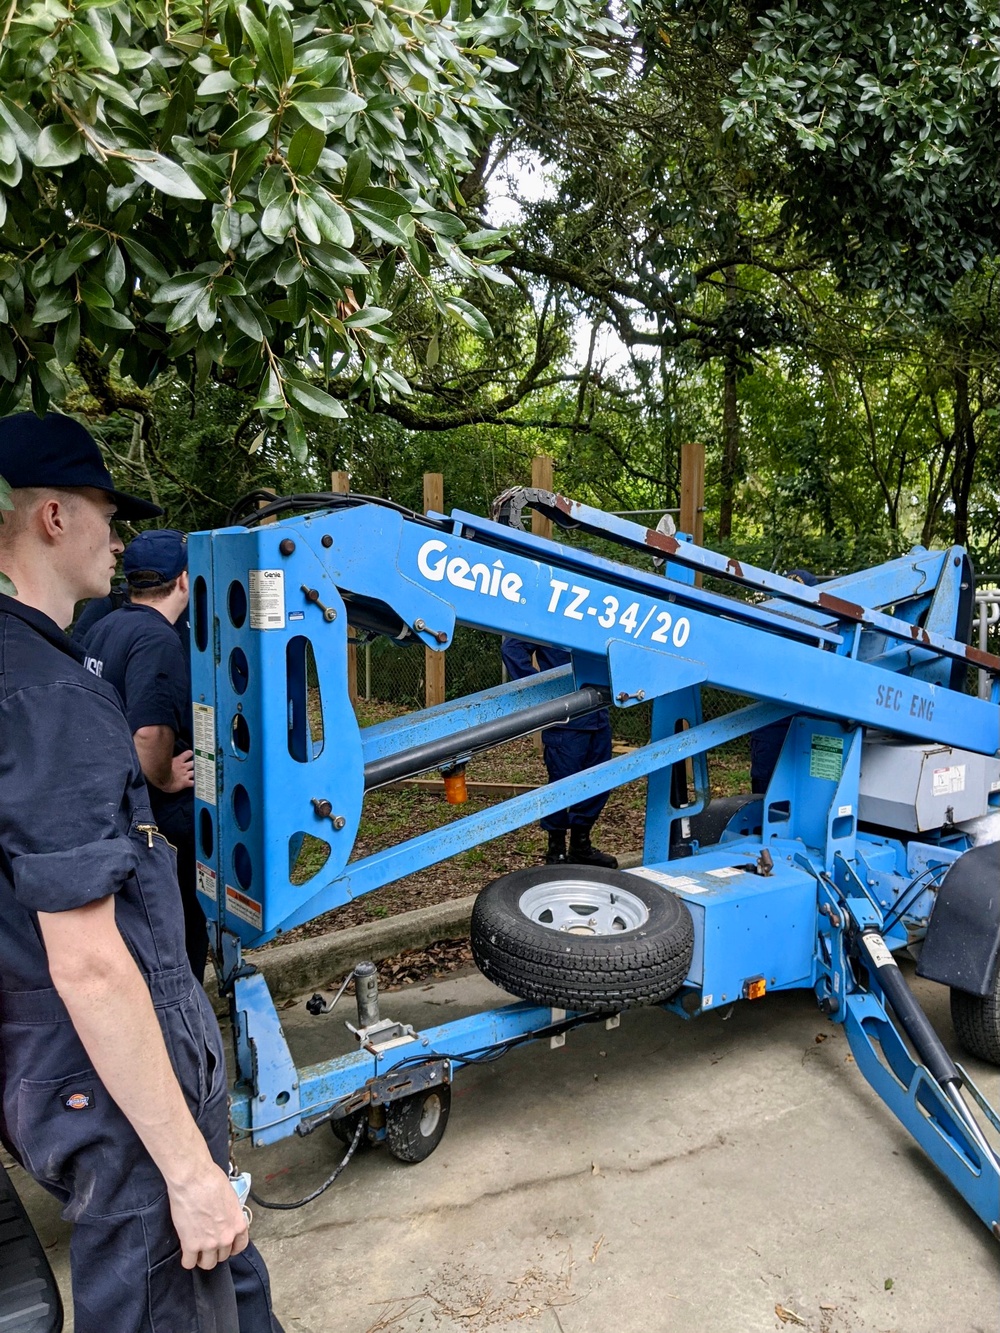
[247,1115,365,1210]
[386,1010,607,1075]
[226,489,448,531]
[882,862,950,935]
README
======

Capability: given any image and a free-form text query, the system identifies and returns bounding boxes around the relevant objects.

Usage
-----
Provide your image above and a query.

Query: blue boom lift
[182,487,1000,1237]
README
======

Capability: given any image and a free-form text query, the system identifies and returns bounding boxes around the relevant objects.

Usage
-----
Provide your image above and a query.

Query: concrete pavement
[14,961,1000,1332]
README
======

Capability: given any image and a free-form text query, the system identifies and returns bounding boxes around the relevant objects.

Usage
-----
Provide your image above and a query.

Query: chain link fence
[361,626,752,751]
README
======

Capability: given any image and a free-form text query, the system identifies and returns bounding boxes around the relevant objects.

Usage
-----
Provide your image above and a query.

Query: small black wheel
[330,1110,370,1151]
[951,985,1000,1065]
[385,1085,451,1164]
[471,864,694,1011]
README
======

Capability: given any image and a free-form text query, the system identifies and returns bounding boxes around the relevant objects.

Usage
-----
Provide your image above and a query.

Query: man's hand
[167,1163,250,1270]
[163,748,194,794]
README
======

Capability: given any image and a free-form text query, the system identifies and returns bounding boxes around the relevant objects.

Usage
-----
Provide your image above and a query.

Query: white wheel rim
[519,878,649,936]
[419,1093,442,1137]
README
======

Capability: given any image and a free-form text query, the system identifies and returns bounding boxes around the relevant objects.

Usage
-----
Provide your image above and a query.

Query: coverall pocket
[148,1247,199,1333]
[16,1069,165,1218]
[161,1001,206,1114]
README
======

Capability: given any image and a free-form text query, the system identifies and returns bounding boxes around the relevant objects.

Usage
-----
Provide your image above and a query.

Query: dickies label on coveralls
[62,1088,94,1111]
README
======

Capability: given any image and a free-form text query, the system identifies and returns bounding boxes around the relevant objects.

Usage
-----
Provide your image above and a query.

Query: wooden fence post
[528,458,554,754]
[330,471,358,703]
[680,442,705,546]
[531,455,554,541]
[423,472,446,708]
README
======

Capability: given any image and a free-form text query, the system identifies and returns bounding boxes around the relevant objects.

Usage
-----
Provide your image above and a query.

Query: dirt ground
[270,698,751,946]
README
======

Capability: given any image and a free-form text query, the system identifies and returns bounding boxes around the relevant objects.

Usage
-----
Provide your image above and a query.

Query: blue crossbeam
[260,700,790,941]
[230,999,564,1144]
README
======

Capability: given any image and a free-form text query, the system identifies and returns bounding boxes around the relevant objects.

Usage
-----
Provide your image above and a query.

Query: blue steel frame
[190,498,1000,1233]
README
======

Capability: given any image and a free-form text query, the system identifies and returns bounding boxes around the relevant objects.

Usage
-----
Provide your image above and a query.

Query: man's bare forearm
[37,898,212,1188]
[133,725,175,790]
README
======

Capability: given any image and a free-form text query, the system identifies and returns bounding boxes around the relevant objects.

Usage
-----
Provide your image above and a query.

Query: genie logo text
[417,539,525,604]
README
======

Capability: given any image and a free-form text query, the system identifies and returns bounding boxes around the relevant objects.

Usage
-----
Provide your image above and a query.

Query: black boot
[567,829,618,869]
[544,830,567,864]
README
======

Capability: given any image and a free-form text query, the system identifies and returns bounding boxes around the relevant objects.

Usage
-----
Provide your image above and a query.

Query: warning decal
[249,569,285,629]
[193,703,216,805]
[932,764,966,797]
[226,884,263,930]
[196,862,217,904]
[809,733,844,782]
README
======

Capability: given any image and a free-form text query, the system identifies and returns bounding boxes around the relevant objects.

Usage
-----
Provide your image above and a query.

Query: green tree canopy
[0,0,618,450]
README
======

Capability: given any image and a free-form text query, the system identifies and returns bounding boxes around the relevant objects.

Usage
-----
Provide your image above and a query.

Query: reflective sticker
[809,733,844,781]
[226,884,263,930]
[628,867,706,892]
[864,934,896,969]
[196,862,217,904]
[932,764,966,796]
[249,569,285,629]
[193,703,216,806]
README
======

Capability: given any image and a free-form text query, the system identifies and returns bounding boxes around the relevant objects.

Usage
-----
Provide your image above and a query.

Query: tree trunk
[718,267,739,541]
[949,357,978,549]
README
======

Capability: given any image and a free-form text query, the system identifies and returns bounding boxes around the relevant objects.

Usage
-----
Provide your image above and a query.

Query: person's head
[124,529,189,623]
[0,413,161,624]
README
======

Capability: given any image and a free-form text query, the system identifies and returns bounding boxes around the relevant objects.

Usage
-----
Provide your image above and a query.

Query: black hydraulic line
[248,1115,365,1210]
[362,685,611,790]
[858,931,961,1087]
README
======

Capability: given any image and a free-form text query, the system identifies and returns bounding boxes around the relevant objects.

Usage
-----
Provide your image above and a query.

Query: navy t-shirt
[83,603,192,824]
[0,595,188,993]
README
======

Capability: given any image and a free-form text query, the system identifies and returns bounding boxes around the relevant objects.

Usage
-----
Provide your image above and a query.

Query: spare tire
[471,865,694,1012]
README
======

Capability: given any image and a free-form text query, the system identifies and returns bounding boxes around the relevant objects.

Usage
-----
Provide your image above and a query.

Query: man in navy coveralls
[0,413,281,1332]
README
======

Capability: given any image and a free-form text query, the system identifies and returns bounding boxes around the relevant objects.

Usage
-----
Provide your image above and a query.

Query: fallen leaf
[454,1293,491,1318]
[814,1032,828,1043]
[884,1277,893,1290]
[775,1304,808,1326]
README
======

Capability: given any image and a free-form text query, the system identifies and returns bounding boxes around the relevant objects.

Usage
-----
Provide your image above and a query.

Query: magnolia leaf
[287,123,325,176]
[308,189,354,247]
[286,379,348,418]
[129,153,205,199]
[122,238,170,284]
[343,305,392,328]
[218,112,272,150]
[341,148,370,198]
[351,203,408,247]
[444,295,493,339]
[197,70,239,96]
[222,295,264,342]
[34,125,83,168]
[285,408,308,462]
[72,21,119,72]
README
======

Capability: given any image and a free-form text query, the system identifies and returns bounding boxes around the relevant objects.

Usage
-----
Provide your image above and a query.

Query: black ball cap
[0,412,163,520]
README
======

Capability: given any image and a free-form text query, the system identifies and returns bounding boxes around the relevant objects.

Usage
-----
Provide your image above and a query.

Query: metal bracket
[296,1059,452,1137]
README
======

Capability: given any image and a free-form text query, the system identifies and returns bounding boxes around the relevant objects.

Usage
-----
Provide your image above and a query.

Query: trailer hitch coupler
[354,961,380,1028]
